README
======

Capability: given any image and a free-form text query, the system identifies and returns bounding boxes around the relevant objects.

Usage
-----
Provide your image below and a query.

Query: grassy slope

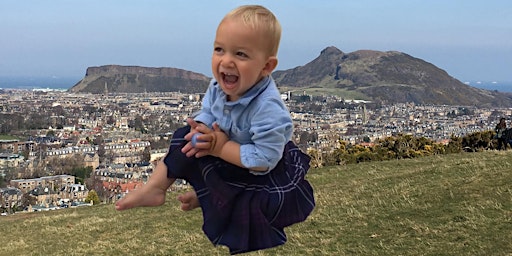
[1,151,511,256]
[0,135,19,140]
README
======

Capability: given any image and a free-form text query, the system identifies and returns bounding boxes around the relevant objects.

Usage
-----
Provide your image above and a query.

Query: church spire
[104,82,108,96]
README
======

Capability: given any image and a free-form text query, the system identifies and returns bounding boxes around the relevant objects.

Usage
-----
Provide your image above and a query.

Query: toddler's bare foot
[115,185,166,211]
[176,191,200,211]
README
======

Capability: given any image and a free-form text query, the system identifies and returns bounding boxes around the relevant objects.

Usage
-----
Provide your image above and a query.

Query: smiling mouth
[222,72,239,88]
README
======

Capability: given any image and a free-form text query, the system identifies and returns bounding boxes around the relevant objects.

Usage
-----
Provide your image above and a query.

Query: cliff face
[69,65,210,94]
[273,46,512,107]
[84,65,208,79]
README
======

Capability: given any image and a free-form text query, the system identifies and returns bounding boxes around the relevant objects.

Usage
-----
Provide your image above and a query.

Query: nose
[220,53,235,68]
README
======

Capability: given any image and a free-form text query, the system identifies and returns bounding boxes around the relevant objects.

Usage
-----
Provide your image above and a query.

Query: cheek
[211,58,218,72]
[243,66,263,79]
[211,56,216,67]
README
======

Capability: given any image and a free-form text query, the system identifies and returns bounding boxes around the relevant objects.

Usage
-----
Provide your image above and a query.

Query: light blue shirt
[194,76,293,173]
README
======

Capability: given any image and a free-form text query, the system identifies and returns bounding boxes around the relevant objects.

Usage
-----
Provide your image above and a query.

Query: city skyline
[1,0,511,83]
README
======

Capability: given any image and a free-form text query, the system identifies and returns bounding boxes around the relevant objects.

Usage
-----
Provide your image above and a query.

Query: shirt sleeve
[240,98,293,174]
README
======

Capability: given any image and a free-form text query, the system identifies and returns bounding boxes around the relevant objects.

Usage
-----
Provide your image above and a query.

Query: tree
[71,166,93,185]
[85,190,100,205]
[307,148,323,168]
[21,192,37,209]
[130,115,145,132]
[142,146,151,162]
[45,154,85,176]
[95,135,107,163]
[46,130,55,137]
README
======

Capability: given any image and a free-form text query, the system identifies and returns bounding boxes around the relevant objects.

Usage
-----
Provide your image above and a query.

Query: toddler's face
[211,18,275,102]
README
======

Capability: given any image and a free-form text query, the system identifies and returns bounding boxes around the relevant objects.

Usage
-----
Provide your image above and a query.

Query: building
[83,152,100,170]
[59,184,89,203]
[0,187,22,210]
[10,175,75,193]
[0,153,24,169]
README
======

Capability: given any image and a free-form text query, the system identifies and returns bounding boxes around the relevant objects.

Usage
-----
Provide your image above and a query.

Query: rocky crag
[69,65,210,94]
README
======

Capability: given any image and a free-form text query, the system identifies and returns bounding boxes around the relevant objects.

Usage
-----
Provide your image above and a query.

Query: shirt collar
[223,76,271,107]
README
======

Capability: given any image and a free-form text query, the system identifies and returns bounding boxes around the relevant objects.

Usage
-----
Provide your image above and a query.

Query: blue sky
[1,0,511,83]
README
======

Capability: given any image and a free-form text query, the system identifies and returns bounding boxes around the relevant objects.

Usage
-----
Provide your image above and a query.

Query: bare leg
[176,190,200,211]
[115,159,175,211]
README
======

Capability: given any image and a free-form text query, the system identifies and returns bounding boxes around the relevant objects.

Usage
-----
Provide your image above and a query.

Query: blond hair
[222,5,281,56]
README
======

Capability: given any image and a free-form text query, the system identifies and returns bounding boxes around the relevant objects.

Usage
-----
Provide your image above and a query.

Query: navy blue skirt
[164,126,315,255]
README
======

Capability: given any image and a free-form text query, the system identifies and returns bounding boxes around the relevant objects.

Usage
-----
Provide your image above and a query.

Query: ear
[261,56,278,76]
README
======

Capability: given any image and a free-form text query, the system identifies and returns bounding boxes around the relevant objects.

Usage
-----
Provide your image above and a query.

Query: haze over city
[1,0,511,84]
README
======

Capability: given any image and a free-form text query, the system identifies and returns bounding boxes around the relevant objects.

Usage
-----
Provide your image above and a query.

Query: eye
[214,47,224,54]
[236,51,249,58]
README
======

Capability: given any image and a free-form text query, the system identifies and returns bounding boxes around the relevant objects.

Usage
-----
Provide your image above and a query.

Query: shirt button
[224,109,230,114]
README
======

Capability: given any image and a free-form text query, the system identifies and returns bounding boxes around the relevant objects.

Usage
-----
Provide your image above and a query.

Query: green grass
[280,85,369,99]
[1,151,512,255]
[0,135,19,140]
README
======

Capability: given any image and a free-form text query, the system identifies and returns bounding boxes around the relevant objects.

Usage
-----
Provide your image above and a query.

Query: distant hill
[68,47,512,107]
[273,46,512,107]
[68,65,210,94]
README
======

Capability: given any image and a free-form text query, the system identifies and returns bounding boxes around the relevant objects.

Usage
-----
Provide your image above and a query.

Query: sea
[1,76,512,93]
[0,76,80,91]
[463,81,512,93]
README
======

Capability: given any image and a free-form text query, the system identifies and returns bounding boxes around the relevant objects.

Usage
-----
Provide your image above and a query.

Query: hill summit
[273,46,512,107]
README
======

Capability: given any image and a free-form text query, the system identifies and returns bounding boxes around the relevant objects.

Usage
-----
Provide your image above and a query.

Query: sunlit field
[1,150,511,256]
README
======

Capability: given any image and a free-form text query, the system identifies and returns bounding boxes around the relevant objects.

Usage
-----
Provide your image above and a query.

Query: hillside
[68,65,210,94]
[1,151,511,255]
[67,47,512,107]
[273,46,512,107]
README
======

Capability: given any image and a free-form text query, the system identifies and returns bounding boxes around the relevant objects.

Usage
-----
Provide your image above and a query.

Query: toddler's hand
[192,123,228,158]
[207,123,229,157]
[182,118,211,157]
[191,133,204,147]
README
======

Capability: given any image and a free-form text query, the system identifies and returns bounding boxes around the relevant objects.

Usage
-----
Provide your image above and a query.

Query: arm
[241,100,292,172]
[184,99,292,172]
[182,120,247,168]
[194,124,270,171]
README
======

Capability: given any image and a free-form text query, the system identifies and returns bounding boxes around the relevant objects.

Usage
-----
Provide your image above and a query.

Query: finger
[212,122,221,132]
[194,149,210,158]
[186,118,199,129]
[193,141,212,150]
[196,133,213,143]
[184,131,194,141]
[196,122,209,130]
[185,146,200,157]
[196,125,213,134]
[181,142,194,153]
